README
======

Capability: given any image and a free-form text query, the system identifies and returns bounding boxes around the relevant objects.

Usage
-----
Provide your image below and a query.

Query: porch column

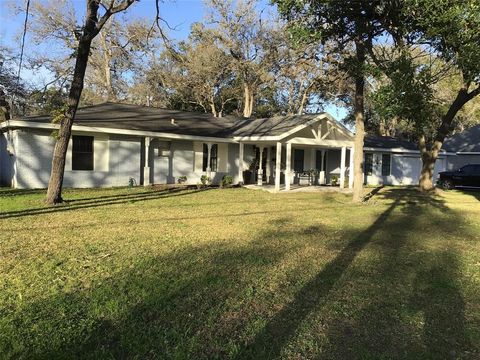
[238,142,244,185]
[275,142,282,191]
[266,146,271,184]
[340,146,346,189]
[257,146,264,186]
[320,150,326,185]
[349,147,354,189]
[285,142,292,191]
[206,142,212,178]
[144,136,151,186]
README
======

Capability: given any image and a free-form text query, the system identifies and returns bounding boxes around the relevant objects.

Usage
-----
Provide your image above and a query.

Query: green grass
[1,186,479,359]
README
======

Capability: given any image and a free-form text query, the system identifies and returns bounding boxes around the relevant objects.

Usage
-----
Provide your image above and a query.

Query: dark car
[437,164,480,189]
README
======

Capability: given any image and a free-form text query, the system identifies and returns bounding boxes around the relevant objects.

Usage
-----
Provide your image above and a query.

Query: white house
[0,102,355,190]
[0,102,477,190]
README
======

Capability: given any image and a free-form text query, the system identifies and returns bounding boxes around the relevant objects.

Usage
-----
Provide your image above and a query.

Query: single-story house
[0,102,478,190]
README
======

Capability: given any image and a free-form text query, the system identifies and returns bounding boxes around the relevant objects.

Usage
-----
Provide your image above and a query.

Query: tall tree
[275,0,400,202]
[27,0,153,105]
[45,0,136,205]
[365,0,480,190]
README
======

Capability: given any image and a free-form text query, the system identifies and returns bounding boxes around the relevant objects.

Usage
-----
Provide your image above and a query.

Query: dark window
[202,143,218,172]
[294,149,304,172]
[381,154,391,176]
[364,153,373,175]
[72,135,94,171]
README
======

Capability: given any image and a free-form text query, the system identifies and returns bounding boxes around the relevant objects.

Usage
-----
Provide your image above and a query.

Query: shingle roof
[364,135,418,151]
[442,124,480,153]
[22,102,325,138]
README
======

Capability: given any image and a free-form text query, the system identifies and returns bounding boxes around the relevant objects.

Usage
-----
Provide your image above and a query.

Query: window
[381,154,391,176]
[72,135,94,171]
[364,153,373,175]
[202,143,218,172]
[294,149,304,172]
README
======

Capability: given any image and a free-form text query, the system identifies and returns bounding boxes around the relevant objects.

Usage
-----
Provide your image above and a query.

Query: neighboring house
[442,124,480,170]
[363,136,447,186]
[0,102,355,190]
[1,102,477,190]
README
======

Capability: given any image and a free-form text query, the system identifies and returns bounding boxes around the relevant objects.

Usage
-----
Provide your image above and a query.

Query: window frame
[293,149,304,172]
[202,143,218,172]
[364,153,373,176]
[72,135,94,171]
[381,153,392,176]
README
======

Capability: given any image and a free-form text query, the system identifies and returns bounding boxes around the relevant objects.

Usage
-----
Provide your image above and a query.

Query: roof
[364,135,418,151]
[442,124,480,153]
[19,102,329,139]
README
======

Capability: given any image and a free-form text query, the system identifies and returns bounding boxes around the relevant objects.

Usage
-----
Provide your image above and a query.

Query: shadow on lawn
[2,188,477,359]
[0,187,210,219]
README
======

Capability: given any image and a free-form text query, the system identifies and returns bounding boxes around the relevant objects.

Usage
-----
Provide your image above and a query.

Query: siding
[14,130,141,189]
[446,154,480,170]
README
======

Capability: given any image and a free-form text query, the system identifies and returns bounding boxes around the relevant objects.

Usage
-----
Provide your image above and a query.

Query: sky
[0,0,348,120]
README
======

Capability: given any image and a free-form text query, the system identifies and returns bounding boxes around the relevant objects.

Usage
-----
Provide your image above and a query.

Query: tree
[365,0,480,190]
[207,0,275,118]
[45,0,136,205]
[27,0,154,105]
[149,23,237,117]
[275,0,401,202]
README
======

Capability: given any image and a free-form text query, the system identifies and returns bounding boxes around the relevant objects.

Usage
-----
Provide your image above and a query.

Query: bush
[177,176,187,184]
[200,175,211,186]
[221,175,233,188]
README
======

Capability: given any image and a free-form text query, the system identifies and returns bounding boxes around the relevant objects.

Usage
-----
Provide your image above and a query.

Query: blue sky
[0,0,348,120]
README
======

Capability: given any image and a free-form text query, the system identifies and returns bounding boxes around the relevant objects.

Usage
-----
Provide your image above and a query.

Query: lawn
[1,186,479,359]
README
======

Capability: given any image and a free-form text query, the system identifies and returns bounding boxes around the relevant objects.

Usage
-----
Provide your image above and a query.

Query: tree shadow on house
[1,188,478,359]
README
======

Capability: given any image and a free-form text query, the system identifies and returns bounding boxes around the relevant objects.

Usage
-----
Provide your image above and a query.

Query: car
[437,164,480,189]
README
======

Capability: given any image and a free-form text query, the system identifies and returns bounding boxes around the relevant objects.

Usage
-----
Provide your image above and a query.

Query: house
[1,102,477,190]
[442,124,480,170]
[0,102,355,190]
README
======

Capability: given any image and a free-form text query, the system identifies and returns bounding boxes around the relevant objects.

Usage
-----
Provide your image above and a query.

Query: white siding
[14,130,141,189]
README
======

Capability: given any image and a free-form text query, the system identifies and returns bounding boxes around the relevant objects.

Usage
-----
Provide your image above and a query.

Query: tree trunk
[418,84,477,191]
[243,83,253,118]
[352,42,366,203]
[45,2,98,205]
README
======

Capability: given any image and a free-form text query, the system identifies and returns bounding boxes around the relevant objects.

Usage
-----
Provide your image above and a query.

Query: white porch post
[266,146,271,184]
[349,147,354,189]
[340,146,346,189]
[238,142,244,184]
[285,142,292,191]
[319,150,326,185]
[275,142,282,191]
[257,146,264,186]
[206,142,212,178]
[144,136,151,186]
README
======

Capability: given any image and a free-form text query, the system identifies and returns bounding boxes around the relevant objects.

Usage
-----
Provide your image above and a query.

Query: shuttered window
[202,143,218,172]
[72,136,94,171]
[364,153,373,176]
[382,154,391,176]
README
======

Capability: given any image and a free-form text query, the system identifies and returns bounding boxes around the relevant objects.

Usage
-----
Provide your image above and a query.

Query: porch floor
[243,184,353,194]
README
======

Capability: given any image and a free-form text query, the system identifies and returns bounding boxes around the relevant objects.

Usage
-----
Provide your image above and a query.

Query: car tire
[442,179,454,190]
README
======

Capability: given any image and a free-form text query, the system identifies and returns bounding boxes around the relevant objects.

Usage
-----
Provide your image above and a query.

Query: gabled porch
[234,114,355,191]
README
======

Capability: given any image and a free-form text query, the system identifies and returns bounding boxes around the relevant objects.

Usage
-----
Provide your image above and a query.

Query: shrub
[177,176,187,184]
[221,175,233,188]
[200,175,211,186]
